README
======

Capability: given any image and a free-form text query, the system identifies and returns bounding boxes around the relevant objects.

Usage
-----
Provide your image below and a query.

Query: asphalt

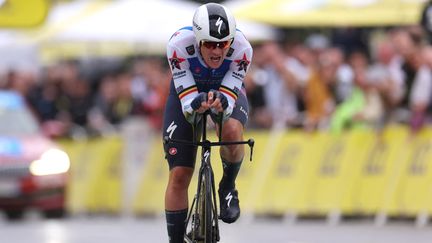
[1,213,432,243]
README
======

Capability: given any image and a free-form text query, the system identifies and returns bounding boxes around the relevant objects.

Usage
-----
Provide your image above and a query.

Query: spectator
[112,70,140,123]
[258,41,302,128]
[391,28,432,133]
[88,74,118,136]
[4,70,36,98]
[133,57,170,129]
[330,51,384,133]
[368,37,404,123]
[301,49,337,131]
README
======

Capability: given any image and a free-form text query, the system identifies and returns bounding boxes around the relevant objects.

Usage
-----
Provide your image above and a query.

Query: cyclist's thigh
[229,92,249,126]
[162,94,198,170]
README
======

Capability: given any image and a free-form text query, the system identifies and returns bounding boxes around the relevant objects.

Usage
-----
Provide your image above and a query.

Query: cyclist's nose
[211,47,224,55]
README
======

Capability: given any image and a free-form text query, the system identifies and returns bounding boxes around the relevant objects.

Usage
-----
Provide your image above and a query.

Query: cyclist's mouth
[210,56,221,63]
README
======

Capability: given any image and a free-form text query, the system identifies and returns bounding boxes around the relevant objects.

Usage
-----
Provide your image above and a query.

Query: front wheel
[203,167,216,243]
[186,166,218,243]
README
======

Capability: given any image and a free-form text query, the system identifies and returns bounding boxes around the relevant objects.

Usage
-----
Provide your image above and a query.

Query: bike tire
[203,166,215,243]
[186,167,211,243]
[193,166,216,243]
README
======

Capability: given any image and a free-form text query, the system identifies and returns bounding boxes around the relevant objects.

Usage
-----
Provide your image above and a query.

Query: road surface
[1,213,431,243]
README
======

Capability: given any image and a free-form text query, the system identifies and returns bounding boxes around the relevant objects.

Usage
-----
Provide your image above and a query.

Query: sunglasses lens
[219,41,230,48]
[202,40,231,49]
[202,41,216,49]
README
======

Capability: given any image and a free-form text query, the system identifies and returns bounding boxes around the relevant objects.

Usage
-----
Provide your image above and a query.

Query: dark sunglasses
[201,39,232,50]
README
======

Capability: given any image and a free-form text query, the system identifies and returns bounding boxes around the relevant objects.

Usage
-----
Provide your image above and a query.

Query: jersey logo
[240,105,248,120]
[168,147,177,155]
[169,51,185,70]
[166,121,178,138]
[193,20,202,30]
[234,53,250,72]
[186,45,195,55]
[215,17,223,35]
[176,85,184,94]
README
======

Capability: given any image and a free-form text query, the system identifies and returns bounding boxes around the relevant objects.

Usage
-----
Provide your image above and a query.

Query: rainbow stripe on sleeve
[219,85,238,100]
[178,85,198,100]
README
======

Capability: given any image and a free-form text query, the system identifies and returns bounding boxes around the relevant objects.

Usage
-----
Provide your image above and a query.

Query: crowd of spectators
[246,26,432,135]
[0,57,170,138]
[1,26,432,138]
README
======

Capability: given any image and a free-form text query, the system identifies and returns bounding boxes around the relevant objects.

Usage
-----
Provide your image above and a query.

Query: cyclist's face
[199,40,232,69]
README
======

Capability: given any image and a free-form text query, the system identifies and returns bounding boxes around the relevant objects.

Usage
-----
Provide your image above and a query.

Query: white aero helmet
[192,3,236,43]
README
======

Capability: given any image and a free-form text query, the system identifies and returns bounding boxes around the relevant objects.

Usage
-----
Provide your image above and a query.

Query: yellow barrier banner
[338,130,376,214]
[63,125,432,217]
[306,132,353,214]
[92,137,123,213]
[352,126,409,216]
[253,131,317,215]
[60,137,122,214]
[397,129,432,215]
[133,137,167,215]
[376,126,410,216]
[350,130,389,215]
[58,139,88,213]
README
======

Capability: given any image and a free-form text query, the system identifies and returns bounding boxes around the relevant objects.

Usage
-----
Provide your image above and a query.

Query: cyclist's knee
[169,166,193,190]
[221,119,243,142]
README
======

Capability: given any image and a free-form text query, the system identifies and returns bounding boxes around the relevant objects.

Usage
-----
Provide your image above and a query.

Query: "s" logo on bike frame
[203,150,210,162]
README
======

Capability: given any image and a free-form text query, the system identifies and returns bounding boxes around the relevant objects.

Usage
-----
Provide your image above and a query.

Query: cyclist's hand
[208,90,228,113]
[190,92,209,113]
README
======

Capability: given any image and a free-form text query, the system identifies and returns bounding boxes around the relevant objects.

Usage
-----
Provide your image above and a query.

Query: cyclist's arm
[219,44,253,119]
[167,42,198,122]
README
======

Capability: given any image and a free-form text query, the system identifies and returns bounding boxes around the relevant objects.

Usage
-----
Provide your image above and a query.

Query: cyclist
[163,2,253,242]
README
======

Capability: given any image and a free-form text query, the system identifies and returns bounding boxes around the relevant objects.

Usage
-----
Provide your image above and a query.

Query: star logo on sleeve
[234,53,250,72]
[169,51,186,70]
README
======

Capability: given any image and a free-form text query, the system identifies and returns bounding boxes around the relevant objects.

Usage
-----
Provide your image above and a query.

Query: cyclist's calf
[219,118,244,162]
[166,167,194,210]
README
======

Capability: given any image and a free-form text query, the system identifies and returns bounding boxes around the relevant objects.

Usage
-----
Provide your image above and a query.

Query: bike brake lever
[248,139,254,162]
